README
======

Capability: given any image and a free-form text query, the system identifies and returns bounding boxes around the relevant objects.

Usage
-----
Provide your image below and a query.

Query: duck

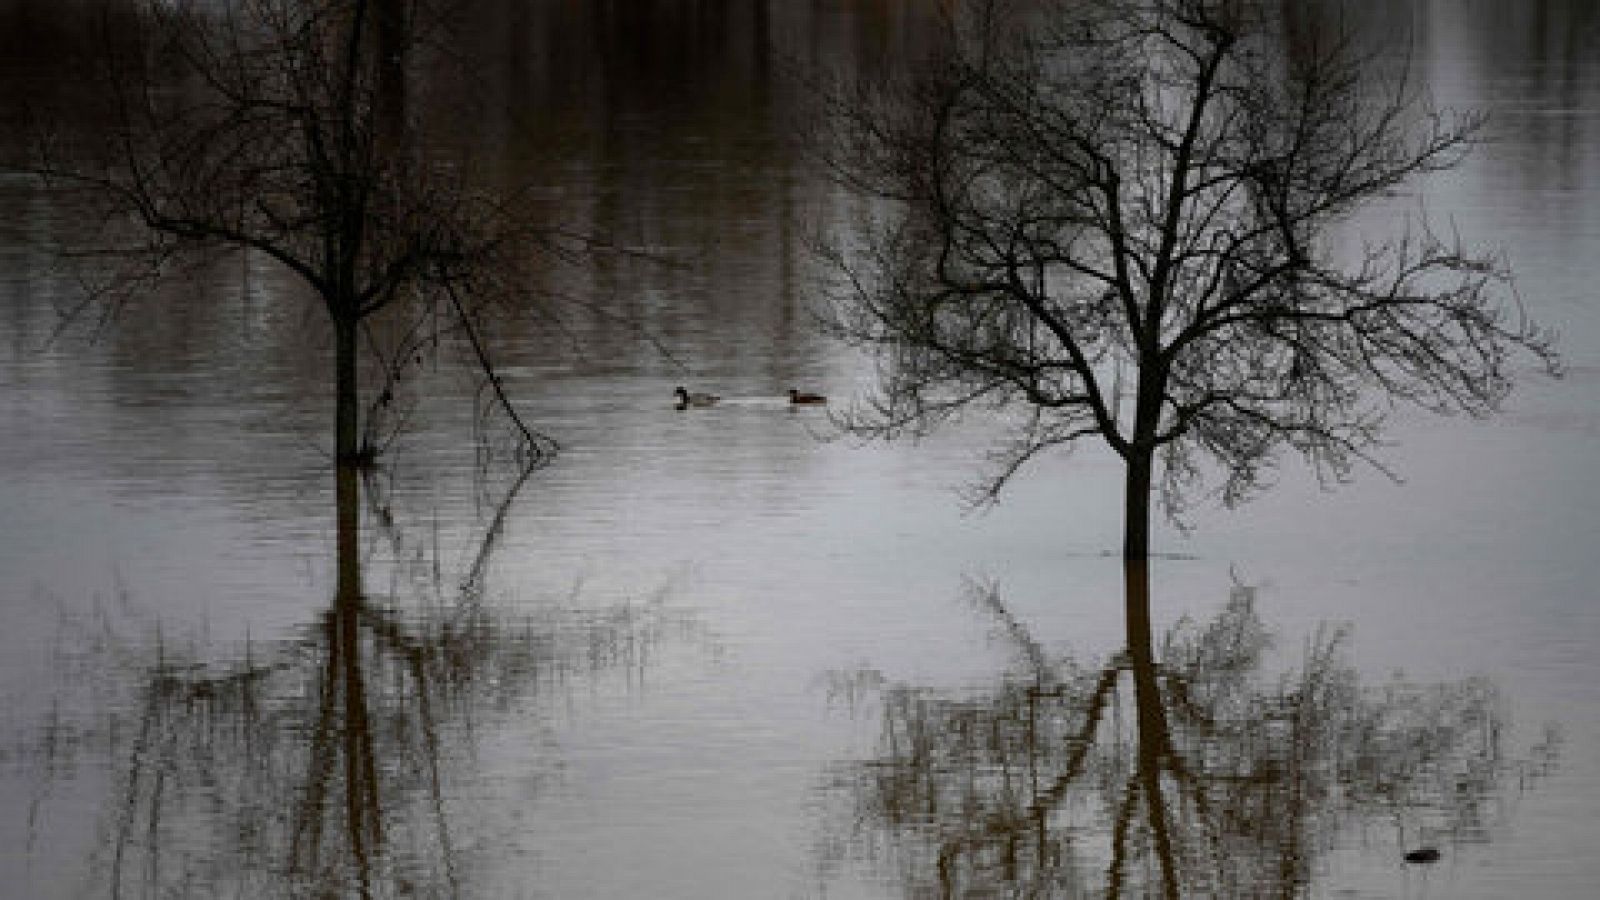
[674,386,720,409]
[788,388,827,406]
[1402,845,1440,864]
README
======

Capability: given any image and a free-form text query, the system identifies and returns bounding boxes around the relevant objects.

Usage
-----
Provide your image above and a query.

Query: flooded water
[1,1,1597,897]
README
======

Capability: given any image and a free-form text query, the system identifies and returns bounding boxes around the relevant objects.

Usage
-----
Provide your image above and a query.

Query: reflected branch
[21,457,698,898]
[825,584,1560,899]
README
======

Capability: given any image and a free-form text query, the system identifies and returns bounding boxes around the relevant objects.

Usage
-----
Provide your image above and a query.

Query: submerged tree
[817,0,1557,628]
[28,0,562,473]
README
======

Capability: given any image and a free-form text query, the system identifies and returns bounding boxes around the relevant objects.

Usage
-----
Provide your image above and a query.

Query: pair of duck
[673,386,826,410]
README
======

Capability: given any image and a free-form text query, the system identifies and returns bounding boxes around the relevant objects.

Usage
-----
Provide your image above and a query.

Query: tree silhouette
[27,0,562,471]
[816,0,1558,630]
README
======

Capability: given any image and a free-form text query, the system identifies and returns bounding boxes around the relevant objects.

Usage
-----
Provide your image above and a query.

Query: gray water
[1,2,1597,897]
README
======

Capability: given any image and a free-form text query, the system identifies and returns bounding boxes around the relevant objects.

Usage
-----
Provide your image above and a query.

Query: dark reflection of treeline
[1281,0,1600,206]
[821,581,1560,899]
[20,462,702,899]
[435,0,954,390]
[0,0,947,330]
[8,0,1592,411]
[0,0,952,499]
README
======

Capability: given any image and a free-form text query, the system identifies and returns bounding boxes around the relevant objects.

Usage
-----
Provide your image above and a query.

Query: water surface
[2,2,1597,897]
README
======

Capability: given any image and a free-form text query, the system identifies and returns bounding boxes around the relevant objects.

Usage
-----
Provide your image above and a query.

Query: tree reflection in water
[24,460,697,899]
[823,578,1560,899]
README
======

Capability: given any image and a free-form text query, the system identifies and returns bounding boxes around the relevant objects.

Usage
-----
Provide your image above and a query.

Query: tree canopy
[30,0,564,468]
[818,0,1558,523]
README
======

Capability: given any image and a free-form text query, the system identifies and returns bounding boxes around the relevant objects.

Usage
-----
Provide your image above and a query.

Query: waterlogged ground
[2,1,1599,897]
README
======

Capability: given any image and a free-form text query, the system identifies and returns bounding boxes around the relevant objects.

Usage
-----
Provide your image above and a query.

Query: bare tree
[28,0,563,472]
[816,0,1558,630]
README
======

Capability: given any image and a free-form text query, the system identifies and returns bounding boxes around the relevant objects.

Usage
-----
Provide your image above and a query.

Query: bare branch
[812,0,1556,513]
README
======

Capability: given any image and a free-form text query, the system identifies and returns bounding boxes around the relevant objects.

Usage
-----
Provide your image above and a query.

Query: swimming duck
[788,388,827,405]
[1402,846,1440,864]
[674,386,720,409]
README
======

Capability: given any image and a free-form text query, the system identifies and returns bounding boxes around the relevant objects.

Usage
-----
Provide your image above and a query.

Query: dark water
[1,1,1597,897]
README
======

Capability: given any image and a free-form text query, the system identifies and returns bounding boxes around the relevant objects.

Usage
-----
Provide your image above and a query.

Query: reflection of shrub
[825,587,1556,899]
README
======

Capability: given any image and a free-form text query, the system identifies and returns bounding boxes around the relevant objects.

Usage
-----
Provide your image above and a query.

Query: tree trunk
[335,450,362,601]
[1124,447,1179,897]
[1122,448,1155,657]
[334,312,362,599]
[335,313,360,465]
